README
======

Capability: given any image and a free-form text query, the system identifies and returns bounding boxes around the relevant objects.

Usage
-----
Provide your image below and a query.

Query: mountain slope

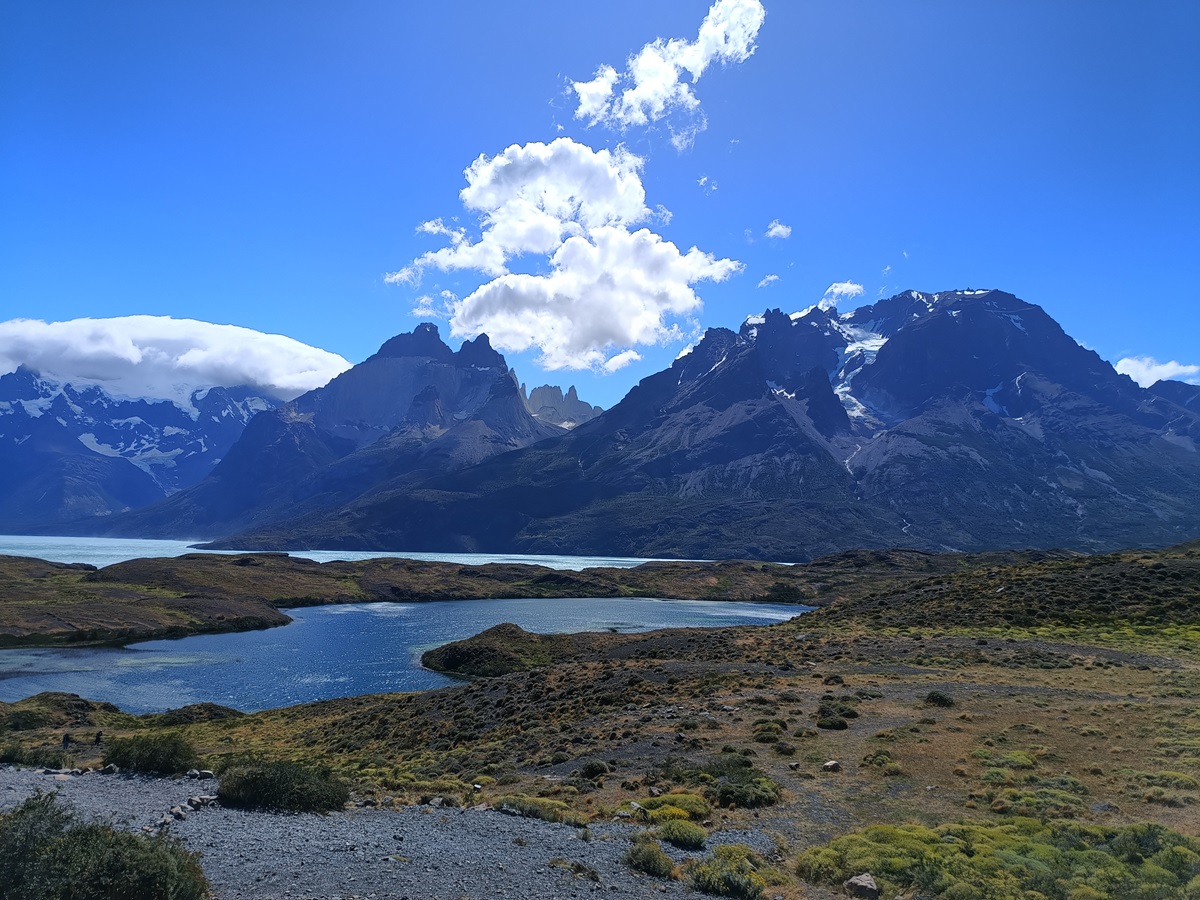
[0,367,277,531]
[214,290,1200,558]
[100,325,564,539]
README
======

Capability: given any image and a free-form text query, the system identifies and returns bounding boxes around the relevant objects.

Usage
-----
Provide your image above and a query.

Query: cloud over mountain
[1115,355,1200,387]
[571,0,765,147]
[0,316,351,404]
[388,138,741,371]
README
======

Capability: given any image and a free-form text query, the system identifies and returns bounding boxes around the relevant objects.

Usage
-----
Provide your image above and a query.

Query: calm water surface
[0,597,809,713]
[0,534,682,570]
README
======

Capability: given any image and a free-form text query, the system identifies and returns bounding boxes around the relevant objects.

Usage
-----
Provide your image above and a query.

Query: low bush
[493,794,574,823]
[0,745,75,770]
[796,819,1200,898]
[815,716,848,730]
[713,777,781,810]
[923,689,955,707]
[217,758,349,813]
[624,833,675,878]
[638,793,710,820]
[658,819,707,850]
[0,792,208,900]
[687,844,768,899]
[103,733,198,775]
[575,758,612,779]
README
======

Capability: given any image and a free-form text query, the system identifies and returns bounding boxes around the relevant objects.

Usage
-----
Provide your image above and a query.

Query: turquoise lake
[0,536,808,714]
[0,597,808,714]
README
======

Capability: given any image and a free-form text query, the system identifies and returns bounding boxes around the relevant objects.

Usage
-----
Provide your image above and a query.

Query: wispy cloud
[757,274,779,288]
[1115,356,1200,387]
[571,0,766,147]
[819,281,864,310]
[765,219,791,239]
[0,316,351,403]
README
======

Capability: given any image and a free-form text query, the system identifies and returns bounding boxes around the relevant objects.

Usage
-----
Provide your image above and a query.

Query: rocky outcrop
[521,384,603,428]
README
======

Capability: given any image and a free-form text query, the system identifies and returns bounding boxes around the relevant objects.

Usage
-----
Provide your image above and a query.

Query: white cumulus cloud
[389,137,741,372]
[0,316,351,405]
[571,0,765,146]
[757,274,779,288]
[1115,356,1200,387]
[388,138,650,287]
[765,219,791,239]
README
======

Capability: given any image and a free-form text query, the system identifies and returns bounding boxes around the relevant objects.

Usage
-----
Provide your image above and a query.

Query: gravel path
[0,766,774,899]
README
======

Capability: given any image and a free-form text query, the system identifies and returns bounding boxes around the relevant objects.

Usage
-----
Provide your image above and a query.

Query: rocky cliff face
[0,367,276,531]
[209,290,1200,559]
[521,384,603,428]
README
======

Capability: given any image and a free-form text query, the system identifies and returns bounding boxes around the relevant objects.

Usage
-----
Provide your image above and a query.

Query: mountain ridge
[202,288,1200,558]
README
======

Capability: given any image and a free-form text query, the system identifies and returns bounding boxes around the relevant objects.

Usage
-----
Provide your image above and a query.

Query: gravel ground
[0,766,777,899]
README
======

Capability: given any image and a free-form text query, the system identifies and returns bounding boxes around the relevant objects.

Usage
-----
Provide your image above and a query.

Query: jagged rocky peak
[372,322,454,362]
[523,383,603,429]
[455,333,507,369]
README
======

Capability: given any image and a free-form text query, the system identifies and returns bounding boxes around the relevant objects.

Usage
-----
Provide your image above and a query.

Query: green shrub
[103,733,198,775]
[575,758,611,779]
[796,820,1200,898]
[997,751,1037,770]
[1133,771,1199,790]
[815,716,848,730]
[713,777,781,809]
[0,792,208,900]
[492,795,574,823]
[688,844,767,899]
[0,745,75,770]
[658,819,707,850]
[217,759,349,813]
[924,690,955,707]
[639,793,710,820]
[624,834,675,879]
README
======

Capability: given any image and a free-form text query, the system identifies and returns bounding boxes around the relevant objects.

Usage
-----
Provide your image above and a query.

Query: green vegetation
[4,541,1200,898]
[0,793,208,900]
[797,820,1200,899]
[103,733,198,775]
[632,793,711,821]
[623,833,676,878]
[0,745,75,770]
[492,794,590,825]
[216,758,349,813]
[687,844,776,899]
[657,818,707,850]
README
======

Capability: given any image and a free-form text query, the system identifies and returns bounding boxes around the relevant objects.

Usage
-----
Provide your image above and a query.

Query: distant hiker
[94,730,103,746]
[61,733,71,750]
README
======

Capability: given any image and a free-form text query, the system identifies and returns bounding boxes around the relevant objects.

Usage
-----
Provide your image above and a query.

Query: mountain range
[17,289,1200,559]
[0,366,278,532]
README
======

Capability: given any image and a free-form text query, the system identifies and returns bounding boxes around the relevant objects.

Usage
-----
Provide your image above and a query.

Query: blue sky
[2,1,1197,407]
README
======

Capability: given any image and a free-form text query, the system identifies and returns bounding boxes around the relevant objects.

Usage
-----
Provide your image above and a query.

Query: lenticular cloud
[0,316,352,404]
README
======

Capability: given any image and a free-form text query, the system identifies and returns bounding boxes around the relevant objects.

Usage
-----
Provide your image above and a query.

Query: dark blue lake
[0,597,809,714]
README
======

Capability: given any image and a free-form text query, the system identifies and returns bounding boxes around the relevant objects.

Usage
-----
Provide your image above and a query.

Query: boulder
[844,873,880,899]
[823,760,842,773]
